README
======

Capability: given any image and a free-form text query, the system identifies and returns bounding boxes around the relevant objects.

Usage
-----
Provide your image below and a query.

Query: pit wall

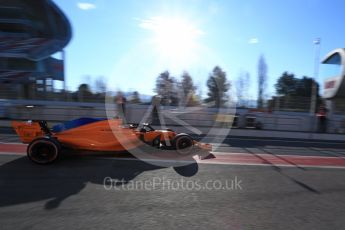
[1,99,344,133]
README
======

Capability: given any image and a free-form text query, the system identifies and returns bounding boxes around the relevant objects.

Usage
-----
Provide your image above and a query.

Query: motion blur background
[1,0,345,134]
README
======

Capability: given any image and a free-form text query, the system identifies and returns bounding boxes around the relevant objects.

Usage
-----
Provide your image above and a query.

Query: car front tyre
[173,134,194,155]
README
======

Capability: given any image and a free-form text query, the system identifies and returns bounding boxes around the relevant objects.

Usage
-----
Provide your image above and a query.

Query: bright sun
[140,17,203,64]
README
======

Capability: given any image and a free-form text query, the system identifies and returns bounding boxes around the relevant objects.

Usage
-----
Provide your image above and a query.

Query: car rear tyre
[173,134,194,155]
[27,137,61,164]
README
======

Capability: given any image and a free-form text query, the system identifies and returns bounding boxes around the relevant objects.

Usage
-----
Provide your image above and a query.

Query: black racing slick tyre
[173,134,194,155]
[27,137,61,164]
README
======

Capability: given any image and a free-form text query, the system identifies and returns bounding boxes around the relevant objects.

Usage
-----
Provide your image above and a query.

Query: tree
[273,72,321,111]
[236,71,250,107]
[154,71,179,106]
[180,71,198,106]
[296,76,319,97]
[94,76,107,93]
[257,55,268,108]
[275,72,297,95]
[76,83,93,102]
[129,91,141,104]
[275,72,320,97]
[204,66,230,108]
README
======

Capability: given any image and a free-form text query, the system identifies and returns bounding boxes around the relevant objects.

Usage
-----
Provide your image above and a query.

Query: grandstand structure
[321,48,345,113]
[0,0,71,99]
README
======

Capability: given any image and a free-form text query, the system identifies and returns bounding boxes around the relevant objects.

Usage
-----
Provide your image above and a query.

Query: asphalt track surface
[0,133,345,229]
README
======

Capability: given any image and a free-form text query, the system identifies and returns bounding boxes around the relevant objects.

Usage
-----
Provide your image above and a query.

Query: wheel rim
[176,137,193,155]
[29,141,58,163]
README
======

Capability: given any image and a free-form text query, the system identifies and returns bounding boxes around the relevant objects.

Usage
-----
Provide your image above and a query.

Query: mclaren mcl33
[12,118,212,164]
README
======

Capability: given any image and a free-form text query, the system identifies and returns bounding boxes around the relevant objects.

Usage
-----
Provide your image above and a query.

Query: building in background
[0,0,71,99]
[321,48,345,113]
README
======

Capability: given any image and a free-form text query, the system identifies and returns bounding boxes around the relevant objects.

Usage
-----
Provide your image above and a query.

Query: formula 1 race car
[12,118,212,164]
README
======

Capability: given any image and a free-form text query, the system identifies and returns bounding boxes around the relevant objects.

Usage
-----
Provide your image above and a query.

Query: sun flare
[140,17,203,63]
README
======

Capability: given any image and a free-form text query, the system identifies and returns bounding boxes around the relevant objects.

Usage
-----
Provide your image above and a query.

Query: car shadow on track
[0,154,199,210]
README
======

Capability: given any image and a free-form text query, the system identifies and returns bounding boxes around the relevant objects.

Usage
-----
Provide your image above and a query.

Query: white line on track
[210,151,345,159]
[84,156,345,170]
[201,136,345,145]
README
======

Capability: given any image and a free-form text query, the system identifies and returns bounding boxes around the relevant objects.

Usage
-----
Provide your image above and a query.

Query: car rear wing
[12,120,51,144]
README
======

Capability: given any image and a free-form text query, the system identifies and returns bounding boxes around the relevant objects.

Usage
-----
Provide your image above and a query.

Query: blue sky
[54,0,345,99]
